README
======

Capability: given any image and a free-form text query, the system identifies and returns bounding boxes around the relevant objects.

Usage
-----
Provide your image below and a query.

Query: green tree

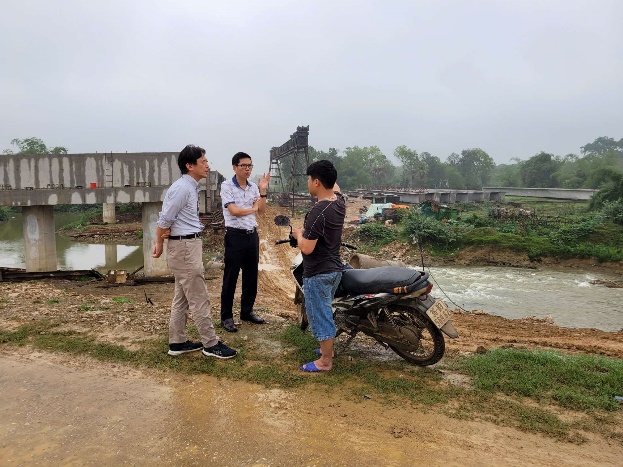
[444,164,466,189]
[339,146,394,189]
[574,151,623,189]
[420,152,447,188]
[3,137,68,155]
[589,168,623,209]
[553,154,583,188]
[571,136,623,189]
[581,136,623,157]
[394,145,427,188]
[491,158,522,186]
[449,148,495,189]
[309,146,340,167]
[519,152,562,187]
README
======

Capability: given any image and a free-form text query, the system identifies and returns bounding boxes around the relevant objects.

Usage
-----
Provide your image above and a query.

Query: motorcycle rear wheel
[386,305,445,366]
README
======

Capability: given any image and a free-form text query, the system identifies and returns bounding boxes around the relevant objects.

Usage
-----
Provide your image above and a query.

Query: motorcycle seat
[340,266,429,295]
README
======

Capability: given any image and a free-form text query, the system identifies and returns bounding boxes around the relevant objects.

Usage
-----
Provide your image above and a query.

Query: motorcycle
[274,215,458,366]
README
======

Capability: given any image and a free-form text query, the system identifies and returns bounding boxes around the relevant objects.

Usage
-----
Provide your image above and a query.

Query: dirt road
[1,202,623,465]
[3,349,622,467]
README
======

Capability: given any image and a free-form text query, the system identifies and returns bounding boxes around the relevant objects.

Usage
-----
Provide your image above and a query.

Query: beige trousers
[166,238,218,348]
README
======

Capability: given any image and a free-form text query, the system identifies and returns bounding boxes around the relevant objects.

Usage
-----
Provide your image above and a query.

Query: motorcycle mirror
[274,215,291,227]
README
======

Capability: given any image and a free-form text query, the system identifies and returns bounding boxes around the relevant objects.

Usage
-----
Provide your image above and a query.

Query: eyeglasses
[236,164,253,169]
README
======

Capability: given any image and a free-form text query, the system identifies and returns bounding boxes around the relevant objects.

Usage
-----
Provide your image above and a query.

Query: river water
[0,212,143,273]
[1,213,622,331]
[427,266,623,332]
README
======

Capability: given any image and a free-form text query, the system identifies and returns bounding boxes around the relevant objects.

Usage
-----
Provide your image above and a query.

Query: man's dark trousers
[220,230,259,321]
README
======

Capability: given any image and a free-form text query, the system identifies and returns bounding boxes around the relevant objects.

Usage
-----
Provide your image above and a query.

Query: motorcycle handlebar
[276,236,356,250]
[275,235,299,247]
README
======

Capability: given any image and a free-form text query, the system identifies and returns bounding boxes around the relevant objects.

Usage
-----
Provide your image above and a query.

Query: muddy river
[429,266,623,331]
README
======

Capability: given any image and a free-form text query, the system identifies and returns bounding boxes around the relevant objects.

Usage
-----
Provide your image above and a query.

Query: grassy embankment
[352,197,623,263]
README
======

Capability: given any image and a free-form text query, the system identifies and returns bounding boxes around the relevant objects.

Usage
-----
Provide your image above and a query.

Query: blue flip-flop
[300,361,328,372]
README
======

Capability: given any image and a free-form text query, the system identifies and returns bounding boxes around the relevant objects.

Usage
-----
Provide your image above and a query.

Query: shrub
[548,219,598,246]
[58,209,99,230]
[462,212,496,228]
[0,206,10,222]
[353,223,398,246]
[600,199,623,225]
[402,212,460,247]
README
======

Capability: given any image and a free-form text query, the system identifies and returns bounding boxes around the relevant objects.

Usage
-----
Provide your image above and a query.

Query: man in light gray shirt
[153,144,236,359]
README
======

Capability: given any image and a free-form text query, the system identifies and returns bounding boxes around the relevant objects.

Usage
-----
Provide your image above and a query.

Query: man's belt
[225,227,257,234]
[169,232,202,240]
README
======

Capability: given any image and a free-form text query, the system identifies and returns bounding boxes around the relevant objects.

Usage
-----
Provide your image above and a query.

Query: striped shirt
[157,174,204,236]
[220,176,260,230]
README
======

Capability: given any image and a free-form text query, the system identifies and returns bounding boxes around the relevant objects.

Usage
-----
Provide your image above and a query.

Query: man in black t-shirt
[293,160,346,372]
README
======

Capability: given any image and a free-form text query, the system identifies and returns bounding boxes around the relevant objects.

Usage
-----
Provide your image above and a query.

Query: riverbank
[373,240,623,276]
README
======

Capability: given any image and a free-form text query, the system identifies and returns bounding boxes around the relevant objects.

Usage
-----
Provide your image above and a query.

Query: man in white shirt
[219,152,270,332]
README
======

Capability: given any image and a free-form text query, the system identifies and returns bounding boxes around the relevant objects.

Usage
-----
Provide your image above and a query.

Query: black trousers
[220,230,259,321]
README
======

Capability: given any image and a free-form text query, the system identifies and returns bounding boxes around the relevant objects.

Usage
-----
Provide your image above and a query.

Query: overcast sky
[1,0,622,177]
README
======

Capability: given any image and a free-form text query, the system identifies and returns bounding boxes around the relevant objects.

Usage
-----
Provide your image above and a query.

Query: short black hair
[306,160,337,189]
[232,152,252,166]
[178,145,206,174]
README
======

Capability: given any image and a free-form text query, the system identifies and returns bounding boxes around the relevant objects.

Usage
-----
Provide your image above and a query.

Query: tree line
[306,145,496,191]
[2,137,68,155]
[302,136,623,206]
[4,136,622,206]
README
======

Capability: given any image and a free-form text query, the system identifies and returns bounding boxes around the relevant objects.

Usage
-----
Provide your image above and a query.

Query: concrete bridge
[0,153,222,275]
[351,187,506,204]
[483,187,598,200]
[352,186,598,204]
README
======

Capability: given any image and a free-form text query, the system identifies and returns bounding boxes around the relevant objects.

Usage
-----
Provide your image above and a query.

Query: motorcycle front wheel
[386,305,445,366]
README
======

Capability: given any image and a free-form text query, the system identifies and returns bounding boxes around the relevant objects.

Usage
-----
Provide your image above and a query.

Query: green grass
[1,322,621,444]
[58,208,100,230]
[456,348,623,412]
[112,297,132,304]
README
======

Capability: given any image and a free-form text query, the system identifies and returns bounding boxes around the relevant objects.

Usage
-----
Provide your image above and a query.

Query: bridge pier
[103,203,116,223]
[104,243,118,268]
[23,206,58,272]
[142,202,170,276]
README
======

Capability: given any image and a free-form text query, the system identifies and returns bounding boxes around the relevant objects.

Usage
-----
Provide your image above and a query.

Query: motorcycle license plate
[426,300,453,328]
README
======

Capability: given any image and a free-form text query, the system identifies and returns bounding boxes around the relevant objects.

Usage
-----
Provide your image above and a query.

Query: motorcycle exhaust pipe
[440,321,459,338]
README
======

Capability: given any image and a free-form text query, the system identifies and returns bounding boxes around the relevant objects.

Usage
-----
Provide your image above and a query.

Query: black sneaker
[202,341,237,359]
[168,340,203,356]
